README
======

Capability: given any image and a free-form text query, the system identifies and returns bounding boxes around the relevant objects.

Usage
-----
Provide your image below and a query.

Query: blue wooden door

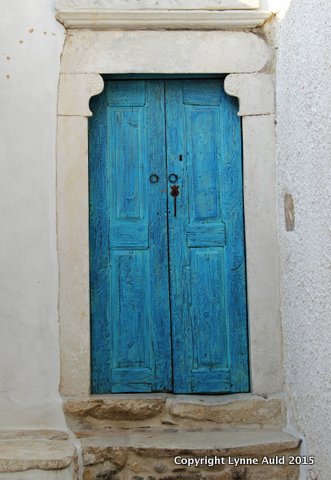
[89,80,172,393]
[89,78,249,394]
[165,80,248,393]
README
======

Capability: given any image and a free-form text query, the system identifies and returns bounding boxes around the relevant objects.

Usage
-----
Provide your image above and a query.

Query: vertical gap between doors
[163,79,175,391]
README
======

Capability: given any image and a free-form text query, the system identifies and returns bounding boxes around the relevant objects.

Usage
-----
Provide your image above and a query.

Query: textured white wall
[0,1,66,428]
[276,1,331,479]
[1,6,330,478]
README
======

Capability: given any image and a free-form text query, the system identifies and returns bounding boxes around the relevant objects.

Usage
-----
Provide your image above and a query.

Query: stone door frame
[57,30,282,397]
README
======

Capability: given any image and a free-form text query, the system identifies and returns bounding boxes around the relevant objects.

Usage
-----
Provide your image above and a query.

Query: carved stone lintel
[224,73,275,116]
[58,73,104,116]
[60,31,271,75]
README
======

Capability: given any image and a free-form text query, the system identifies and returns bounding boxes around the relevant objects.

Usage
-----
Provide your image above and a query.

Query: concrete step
[64,393,286,431]
[77,427,301,480]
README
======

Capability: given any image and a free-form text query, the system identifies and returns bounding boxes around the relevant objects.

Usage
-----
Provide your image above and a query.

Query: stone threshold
[63,393,287,431]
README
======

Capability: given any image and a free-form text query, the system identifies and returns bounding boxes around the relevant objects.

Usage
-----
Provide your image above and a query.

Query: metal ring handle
[168,173,178,183]
[149,174,159,184]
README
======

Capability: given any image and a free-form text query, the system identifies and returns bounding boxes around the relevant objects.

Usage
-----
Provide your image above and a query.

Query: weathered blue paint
[166,79,249,393]
[89,80,172,393]
[89,78,249,394]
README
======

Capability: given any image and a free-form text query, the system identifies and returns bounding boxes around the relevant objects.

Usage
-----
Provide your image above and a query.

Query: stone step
[64,393,286,431]
[77,427,301,479]
[0,430,77,479]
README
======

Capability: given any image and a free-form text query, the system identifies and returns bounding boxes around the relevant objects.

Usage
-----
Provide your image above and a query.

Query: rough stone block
[169,395,286,426]
[64,397,166,421]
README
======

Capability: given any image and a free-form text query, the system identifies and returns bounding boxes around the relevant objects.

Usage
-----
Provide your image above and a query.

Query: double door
[89,78,249,394]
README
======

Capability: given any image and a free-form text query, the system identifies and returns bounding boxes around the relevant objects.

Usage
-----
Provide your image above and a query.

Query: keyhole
[179,154,183,161]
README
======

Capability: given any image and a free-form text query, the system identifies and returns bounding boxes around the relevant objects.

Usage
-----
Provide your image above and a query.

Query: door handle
[170,185,180,217]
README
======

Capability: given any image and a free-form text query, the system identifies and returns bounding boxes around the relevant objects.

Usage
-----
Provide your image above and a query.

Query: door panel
[165,79,248,393]
[89,78,249,394]
[89,80,172,393]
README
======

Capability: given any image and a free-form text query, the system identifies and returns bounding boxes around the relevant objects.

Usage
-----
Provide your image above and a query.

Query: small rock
[154,463,168,473]
[130,461,145,473]
[84,452,97,464]
[83,470,93,480]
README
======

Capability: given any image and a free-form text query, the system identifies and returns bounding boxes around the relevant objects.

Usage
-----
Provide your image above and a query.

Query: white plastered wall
[0,1,66,429]
[276,1,331,478]
[0,1,329,476]
[57,30,283,397]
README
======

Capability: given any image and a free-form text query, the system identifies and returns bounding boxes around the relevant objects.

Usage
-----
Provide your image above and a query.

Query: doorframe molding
[57,30,282,397]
